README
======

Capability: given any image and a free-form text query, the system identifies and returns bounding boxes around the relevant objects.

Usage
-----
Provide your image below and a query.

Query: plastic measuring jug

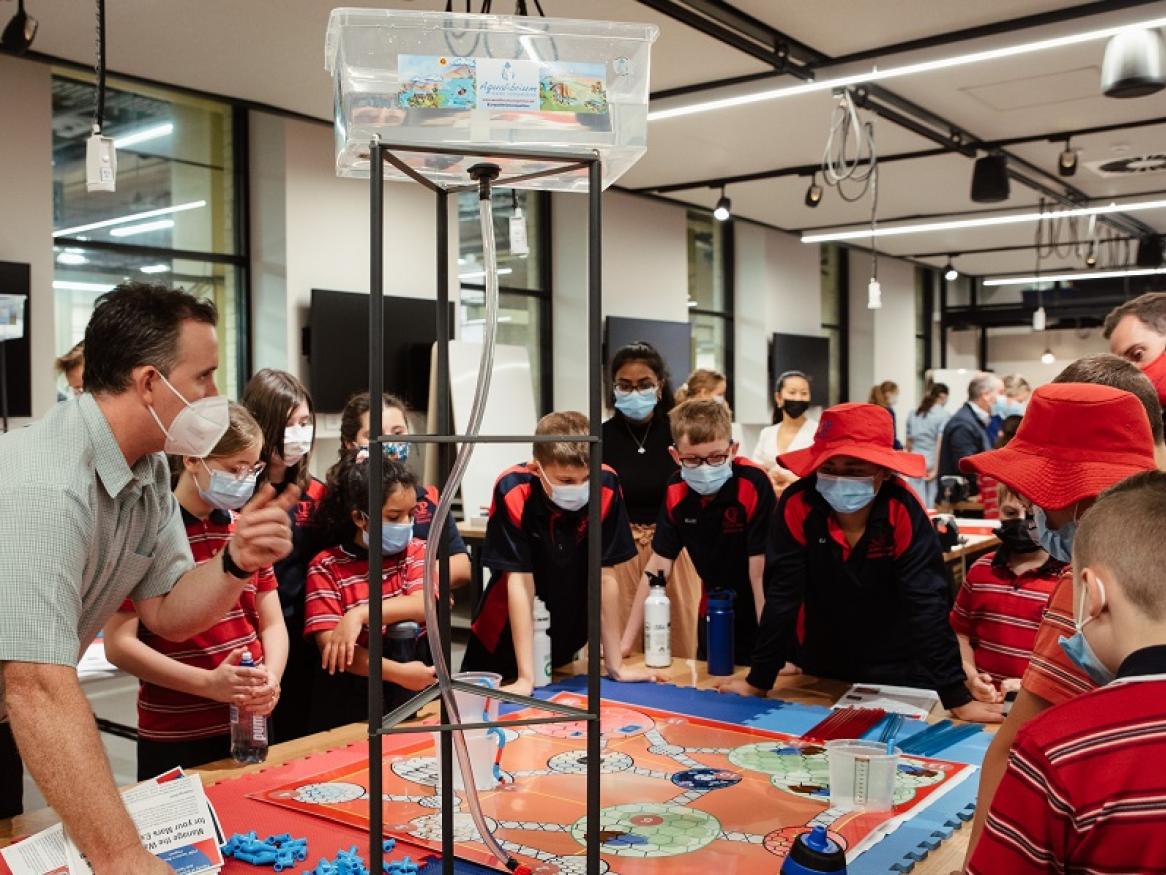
[826,739,899,812]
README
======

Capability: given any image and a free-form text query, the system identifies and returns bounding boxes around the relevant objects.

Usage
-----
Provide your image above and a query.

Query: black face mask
[997,517,1042,555]
[781,400,811,420]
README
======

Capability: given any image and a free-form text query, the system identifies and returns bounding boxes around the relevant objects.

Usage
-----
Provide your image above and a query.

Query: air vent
[1085,154,1166,178]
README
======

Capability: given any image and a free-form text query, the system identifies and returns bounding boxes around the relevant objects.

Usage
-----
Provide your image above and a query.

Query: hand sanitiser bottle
[532,597,552,688]
[230,652,269,764]
[643,571,672,668]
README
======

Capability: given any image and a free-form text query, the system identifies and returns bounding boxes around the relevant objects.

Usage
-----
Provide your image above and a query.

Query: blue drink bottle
[705,589,735,676]
[780,826,848,874]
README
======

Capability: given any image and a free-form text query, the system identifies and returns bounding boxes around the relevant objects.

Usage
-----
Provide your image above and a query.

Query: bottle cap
[787,825,846,871]
[648,571,666,588]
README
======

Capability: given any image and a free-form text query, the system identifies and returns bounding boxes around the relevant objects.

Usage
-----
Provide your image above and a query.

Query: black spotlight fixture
[1136,234,1163,268]
[804,172,823,208]
[0,0,38,54]
[713,185,731,222]
[971,153,1010,203]
[1058,139,1078,177]
[1101,27,1166,98]
[944,256,959,282]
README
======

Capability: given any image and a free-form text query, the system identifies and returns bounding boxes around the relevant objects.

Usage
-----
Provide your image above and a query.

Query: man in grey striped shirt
[0,283,299,875]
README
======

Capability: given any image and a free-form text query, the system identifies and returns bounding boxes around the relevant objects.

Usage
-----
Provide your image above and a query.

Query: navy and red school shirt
[747,474,970,709]
[652,457,774,664]
[969,645,1166,873]
[464,463,636,677]
[413,483,468,557]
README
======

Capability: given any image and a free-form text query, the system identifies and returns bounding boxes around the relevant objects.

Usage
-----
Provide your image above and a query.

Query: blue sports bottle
[780,826,848,874]
[705,589,735,676]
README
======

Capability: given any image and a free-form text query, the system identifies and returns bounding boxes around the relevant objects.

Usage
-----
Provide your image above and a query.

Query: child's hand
[607,664,663,685]
[713,677,768,697]
[966,671,1002,704]
[247,666,282,717]
[204,647,267,704]
[502,677,534,698]
[393,661,436,691]
[322,612,365,675]
[1001,677,1022,694]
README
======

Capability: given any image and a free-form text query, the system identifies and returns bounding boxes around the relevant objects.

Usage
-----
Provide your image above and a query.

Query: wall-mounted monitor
[0,262,31,420]
[769,332,830,410]
[307,289,453,413]
[604,316,691,393]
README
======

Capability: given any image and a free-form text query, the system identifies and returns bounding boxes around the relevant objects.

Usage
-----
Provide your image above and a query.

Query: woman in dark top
[602,342,702,658]
[242,368,325,743]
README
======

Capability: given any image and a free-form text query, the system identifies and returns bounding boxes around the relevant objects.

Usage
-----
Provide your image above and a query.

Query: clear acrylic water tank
[325,8,658,191]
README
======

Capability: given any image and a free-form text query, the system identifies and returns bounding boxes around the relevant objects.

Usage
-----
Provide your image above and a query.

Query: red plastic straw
[801,707,887,741]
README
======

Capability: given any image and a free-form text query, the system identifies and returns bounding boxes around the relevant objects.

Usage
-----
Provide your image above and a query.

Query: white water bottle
[643,571,672,668]
[532,597,552,688]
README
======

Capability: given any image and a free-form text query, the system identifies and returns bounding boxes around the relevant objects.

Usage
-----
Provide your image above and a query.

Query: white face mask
[146,372,229,457]
[283,424,314,465]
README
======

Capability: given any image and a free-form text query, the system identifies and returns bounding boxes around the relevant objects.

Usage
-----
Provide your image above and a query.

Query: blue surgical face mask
[358,442,410,463]
[816,472,878,514]
[993,397,1024,418]
[1058,578,1115,686]
[614,388,658,422]
[681,461,733,496]
[361,518,414,555]
[198,461,257,511]
[1032,505,1075,564]
[540,472,590,512]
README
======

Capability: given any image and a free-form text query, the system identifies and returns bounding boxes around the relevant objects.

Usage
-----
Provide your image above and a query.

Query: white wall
[945,325,1109,387]
[733,222,821,425]
[0,56,55,424]
[551,190,689,412]
[848,250,918,441]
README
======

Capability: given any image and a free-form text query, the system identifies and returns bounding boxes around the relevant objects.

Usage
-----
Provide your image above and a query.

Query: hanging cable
[93,0,107,133]
[422,166,525,874]
[821,89,878,203]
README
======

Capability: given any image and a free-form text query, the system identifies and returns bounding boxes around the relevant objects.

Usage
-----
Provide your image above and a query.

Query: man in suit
[939,373,1002,495]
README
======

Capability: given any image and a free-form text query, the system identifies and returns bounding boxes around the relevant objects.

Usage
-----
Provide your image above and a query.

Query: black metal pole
[368,140,386,875]
[0,341,8,434]
[436,186,455,875]
[586,157,603,875]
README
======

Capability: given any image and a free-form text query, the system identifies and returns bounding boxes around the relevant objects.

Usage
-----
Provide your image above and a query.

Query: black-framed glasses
[674,450,731,469]
[614,379,659,394]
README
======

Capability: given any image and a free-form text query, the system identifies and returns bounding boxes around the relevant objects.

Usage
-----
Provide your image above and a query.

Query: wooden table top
[1,658,980,873]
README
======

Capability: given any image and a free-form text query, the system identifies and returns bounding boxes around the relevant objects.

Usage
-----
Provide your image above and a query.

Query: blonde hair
[868,381,899,406]
[171,402,262,487]
[675,368,726,404]
[669,398,732,446]
[532,411,590,468]
[55,341,84,375]
[1075,471,1166,620]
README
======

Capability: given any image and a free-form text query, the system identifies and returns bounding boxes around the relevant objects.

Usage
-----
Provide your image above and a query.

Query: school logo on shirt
[414,503,432,524]
[722,506,745,535]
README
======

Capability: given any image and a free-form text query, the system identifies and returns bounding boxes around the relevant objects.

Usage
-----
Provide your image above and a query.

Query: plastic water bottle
[705,589,735,676]
[780,825,848,874]
[230,652,269,764]
[532,597,552,688]
[643,571,671,668]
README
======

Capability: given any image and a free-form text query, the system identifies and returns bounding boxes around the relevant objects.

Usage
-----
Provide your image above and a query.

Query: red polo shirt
[1023,574,1096,706]
[303,539,427,647]
[950,550,1066,685]
[119,507,277,742]
[969,646,1166,873]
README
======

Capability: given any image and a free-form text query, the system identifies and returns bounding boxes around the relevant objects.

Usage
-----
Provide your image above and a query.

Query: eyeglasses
[614,380,659,394]
[674,450,732,469]
[206,460,266,481]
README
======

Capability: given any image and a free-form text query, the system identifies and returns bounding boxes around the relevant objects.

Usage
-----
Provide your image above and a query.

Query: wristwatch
[221,544,252,580]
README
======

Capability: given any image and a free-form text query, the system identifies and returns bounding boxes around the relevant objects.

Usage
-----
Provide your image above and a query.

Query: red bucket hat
[960,382,1158,510]
[778,402,926,478]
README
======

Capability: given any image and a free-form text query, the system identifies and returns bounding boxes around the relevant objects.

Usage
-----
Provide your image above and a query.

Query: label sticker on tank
[398,55,607,114]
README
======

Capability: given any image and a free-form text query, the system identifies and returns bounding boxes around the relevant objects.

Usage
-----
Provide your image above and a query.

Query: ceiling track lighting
[0,0,37,54]
[1101,27,1166,98]
[1041,348,1056,365]
[1058,138,1079,177]
[943,255,959,282]
[804,173,823,208]
[1085,243,1098,268]
[713,186,731,222]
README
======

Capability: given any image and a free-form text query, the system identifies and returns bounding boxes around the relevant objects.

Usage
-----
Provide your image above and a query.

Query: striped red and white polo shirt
[303,539,427,646]
[969,645,1166,872]
[120,507,277,742]
[949,550,1066,685]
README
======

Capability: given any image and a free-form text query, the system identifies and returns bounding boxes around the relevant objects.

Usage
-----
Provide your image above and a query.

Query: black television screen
[307,289,453,413]
[769,332,830,409]
[604,316,691,393]
[0,262,30,420]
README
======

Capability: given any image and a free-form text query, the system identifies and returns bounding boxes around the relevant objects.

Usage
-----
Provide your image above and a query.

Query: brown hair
[317,449,418,545]
[675,368,726,405]
[1075,470,1166,620]
[340,391,409,447]
[242,368,315,490]
[1103,291,1166,339]
[1002,374,1031,397]
[532,411,590,468]
[55,341,84,376]
[669,398,732,446]
[1053,354,1164,446]
[868,380,899,406]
